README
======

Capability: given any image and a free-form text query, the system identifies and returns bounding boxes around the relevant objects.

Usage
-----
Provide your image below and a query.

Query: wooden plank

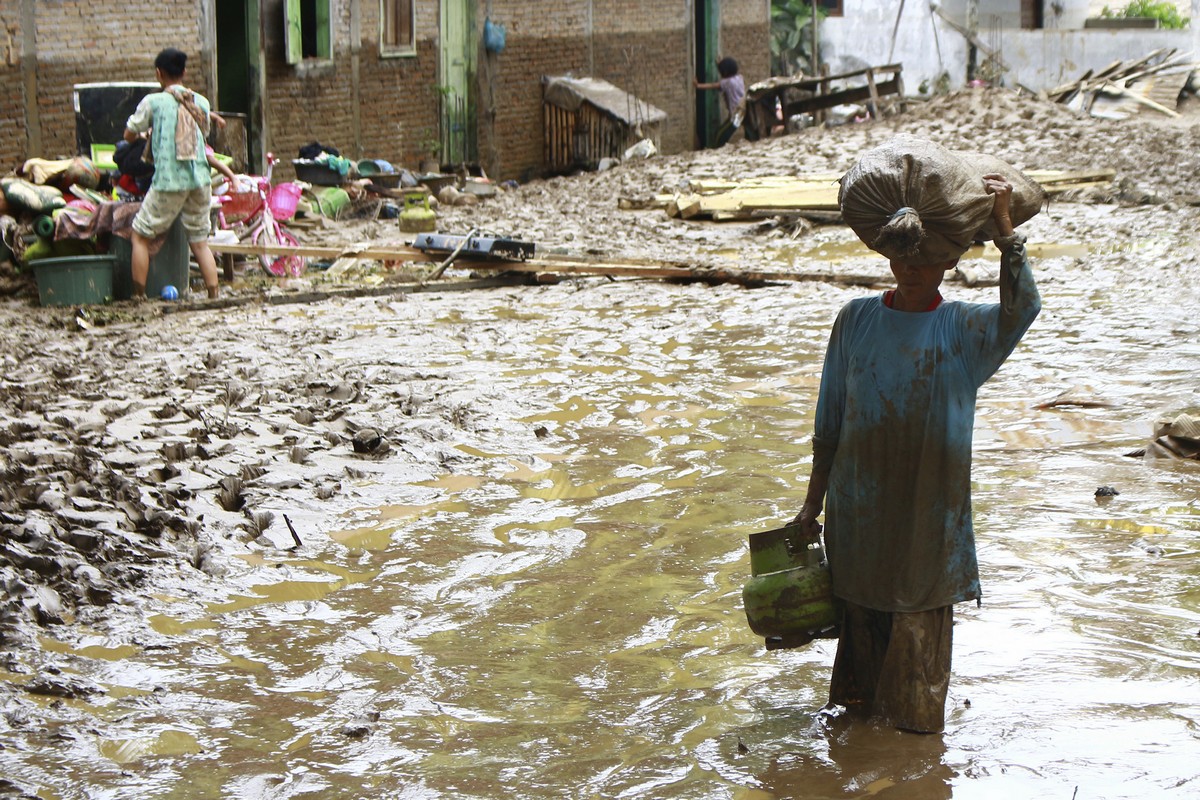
[688,175,842,192]
[1098,81,1180,117]
[466,259,904,288]
[656,170,1115,221]
[1025,168,1117,184]
[696,185,840,215]
[676,194,703,219]
[1039,180,1117,195]
[782,77,903,117]
[209,241,429,260]
[866,69,881,116]
[206,240,999,290]
[1135,68,1193,116]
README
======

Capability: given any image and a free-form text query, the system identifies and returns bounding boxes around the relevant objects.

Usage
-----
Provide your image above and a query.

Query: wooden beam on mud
[207,240,901,288]
[626,169,1116,221]
[208,240,1003,290]
[463,256,924,289]
[209,241,429,260]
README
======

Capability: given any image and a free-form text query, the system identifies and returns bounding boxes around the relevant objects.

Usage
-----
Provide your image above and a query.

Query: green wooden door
[439,0,476,166]
[694,0,720,148]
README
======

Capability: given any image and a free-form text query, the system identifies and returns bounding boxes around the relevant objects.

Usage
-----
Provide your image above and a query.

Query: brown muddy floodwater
[3,218,1199,799]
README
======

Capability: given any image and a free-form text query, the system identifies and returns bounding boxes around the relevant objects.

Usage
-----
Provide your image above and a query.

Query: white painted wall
[817,0,1200,95]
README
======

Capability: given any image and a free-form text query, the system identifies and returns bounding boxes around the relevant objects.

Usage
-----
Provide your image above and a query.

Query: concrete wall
[819,0,1199,95]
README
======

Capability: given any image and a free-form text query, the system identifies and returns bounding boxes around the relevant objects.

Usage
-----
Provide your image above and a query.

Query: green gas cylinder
[399,190,436,233]
[743,522,839,650]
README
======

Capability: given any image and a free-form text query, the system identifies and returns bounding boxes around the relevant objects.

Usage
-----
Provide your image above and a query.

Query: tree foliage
[770,0,825,76]
[1100,0,1190,29]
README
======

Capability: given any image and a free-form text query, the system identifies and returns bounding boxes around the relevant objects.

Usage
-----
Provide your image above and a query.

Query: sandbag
[838,134,1045,264]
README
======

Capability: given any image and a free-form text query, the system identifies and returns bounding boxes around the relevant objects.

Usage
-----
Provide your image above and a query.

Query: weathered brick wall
[344,0,441,169]
[476,40,590,180]
[261,0,444,179]
[2,0,768,182]
[1,0,25,171]
[721,0,772,89]
[260,0,354,177]
[590,31,691,155]
[21,3,207,162]
[721,20,772,93]
[476,0,768,180]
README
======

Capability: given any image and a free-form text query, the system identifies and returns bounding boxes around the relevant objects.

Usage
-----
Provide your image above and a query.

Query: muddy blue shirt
[813,239,1040,613]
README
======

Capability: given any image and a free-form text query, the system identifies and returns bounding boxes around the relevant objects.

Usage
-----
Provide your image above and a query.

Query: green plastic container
[33,255,115,307]
[743,522,838,650]
[110,216,190,300]
[314,187,350,219]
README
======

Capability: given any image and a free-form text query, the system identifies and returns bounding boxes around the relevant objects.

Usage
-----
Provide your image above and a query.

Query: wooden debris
[209,241,428,261]
[466,257,895,288]
[1049,49,1199,119]
[621,169,1116,223]
[210,238,925,289]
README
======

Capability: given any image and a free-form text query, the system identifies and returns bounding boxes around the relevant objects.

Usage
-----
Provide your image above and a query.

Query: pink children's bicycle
[216,153,305,277]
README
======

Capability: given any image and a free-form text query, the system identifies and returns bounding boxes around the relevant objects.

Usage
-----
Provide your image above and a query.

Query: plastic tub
[90,143,117,172]
[367,172,403,189]
[110,216,189,300]
[357,159,395,177]
[33,255,115,306]
[292,160,344,186]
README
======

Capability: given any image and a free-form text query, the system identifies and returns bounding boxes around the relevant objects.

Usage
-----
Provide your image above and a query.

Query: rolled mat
[33,215,55,239]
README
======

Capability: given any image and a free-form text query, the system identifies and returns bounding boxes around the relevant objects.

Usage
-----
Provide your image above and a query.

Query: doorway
[214,0,263,171]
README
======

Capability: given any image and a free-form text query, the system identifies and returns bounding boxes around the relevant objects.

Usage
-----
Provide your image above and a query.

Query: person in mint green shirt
[794,175,1041,733]
[123,48,220,299]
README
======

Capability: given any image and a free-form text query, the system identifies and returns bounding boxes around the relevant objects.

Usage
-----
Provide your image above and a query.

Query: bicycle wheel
[275,227,306,277]
[252,216,290,277]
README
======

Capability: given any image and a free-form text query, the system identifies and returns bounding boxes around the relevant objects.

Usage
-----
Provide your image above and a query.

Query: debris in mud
[1048,48,1199,120]
[340,711,381,739]
[2,82,1200,793]
[24,673,105,700]
[1124,413,1200,459]
[351,427,388,455]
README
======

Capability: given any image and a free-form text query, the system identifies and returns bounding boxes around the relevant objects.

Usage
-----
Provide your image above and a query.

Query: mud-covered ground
[2,87,1199,792]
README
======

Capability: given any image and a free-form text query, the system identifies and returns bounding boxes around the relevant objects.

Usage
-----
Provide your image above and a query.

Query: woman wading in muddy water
[795,174,1041,733]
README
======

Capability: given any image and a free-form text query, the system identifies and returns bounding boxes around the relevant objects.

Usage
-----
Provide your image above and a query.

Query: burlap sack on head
[838,134,1046,264]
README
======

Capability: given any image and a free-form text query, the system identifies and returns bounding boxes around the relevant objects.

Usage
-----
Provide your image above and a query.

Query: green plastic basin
[33,255,115,307]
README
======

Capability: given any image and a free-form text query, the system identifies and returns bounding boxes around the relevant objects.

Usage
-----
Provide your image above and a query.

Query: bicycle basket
[268,183,303,221]
[220,190,262,224]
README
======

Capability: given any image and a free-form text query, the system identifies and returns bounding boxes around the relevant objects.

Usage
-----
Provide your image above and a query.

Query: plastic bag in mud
[838,134,1045,264]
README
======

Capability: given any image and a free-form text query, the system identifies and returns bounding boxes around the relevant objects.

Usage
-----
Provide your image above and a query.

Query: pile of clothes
[0,157,104,268]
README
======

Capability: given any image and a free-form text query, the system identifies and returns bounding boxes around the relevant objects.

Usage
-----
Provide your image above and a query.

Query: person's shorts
[132,185,212,242]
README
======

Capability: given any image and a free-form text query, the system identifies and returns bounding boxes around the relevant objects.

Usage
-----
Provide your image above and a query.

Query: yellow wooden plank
[698,185,841,213]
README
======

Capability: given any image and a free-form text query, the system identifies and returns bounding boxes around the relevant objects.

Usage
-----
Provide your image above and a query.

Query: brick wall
[2,0,768,182]
[261,0,446,180]
[23,3,207,163]
[0,0,24,171]
[477,0,769,180]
